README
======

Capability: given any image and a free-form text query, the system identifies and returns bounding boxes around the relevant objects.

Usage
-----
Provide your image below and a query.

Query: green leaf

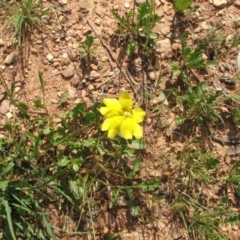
[72,163,80,172]
[86,35,94,49]
[128,139,146,149]
[128,157,141,178]
[131,205,140,217]
[34,99,44,108]
[3,197,17,240]
[58,91,68,107]
[174,0,192,12]
[137,178,160,191]
[38,71,45,95]
[0,180,9,191]
[0,162,14,177]
[171,202,186,213]
[69,180,82,199]
[205,157,220,169]
[229,175,240,184]
[126,37,136,56]
[58,157,70,167]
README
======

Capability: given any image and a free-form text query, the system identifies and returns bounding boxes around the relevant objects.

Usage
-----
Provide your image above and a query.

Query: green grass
[2,0,49,45]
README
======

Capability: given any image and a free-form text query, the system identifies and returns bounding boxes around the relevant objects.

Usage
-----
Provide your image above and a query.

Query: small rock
[172,42,182,51]
[95,18,101,26]
[0,100,11,115]
[160,26,171,37]
[156,39,171,54]
[213,0,228,7]
[82,28,92,36]
[71,75,80,87]
[66,49,76,61]
[60,0,68,4]
[235,0,240,7]
[88,70,100,81]
[6,112,13,119]
[31,48,38,54]
[51,99,58,104]
[124,2,130,8]
[68,84,76,98]
[88,84,95,91]
[148,71,156,81]
[53,62,60,67]
[46,53,54,63]
[61,64,75,79]
[4,52,16,65]
[135,0,145,5]
[0,39,4,47]
[90,64,98,71]
[101,56,108,62]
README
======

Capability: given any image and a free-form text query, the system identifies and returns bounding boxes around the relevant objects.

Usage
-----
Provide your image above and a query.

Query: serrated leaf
[58,91,68,106]
[174,0,192,12]
[0,180,9,191]
[137,178,160,191]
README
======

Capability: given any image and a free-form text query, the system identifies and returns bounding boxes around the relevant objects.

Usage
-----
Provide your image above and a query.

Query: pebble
[0,39,4,47]
[82,28,92,36]
[88,84,95,91]
[135,0,145,5]
[6,112,13,119]
[51,99,58,104]
[60,0,68,4]
[68,84,76,98]
[61,64,75,79]
[101,56,108,62]
[95,19,101,26]
[4,52,16,65]
[235,0,240,7]
[46,53,54,63]
[156,39,171,54]
[148,71,156,81]
[31,48,38,54]
[71,75,80,87]
[124,2,130,8]
[88,70,100,81]
[0,100,11,115]
[213,0,228,7]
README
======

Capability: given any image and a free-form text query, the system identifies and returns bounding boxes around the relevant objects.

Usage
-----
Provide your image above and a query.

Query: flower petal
[132,108,146,123]
[101,116,125,137]
[120,117,136,140]
[119,92,133,112]
[107,128,119,138]
[100,98,123,117]
[133,123,143,139]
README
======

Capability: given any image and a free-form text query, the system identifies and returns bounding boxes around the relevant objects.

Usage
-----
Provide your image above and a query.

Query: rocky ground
[1,0,240,239]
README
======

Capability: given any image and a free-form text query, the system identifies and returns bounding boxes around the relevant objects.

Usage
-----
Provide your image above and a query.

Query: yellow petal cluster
[99,92,146,139]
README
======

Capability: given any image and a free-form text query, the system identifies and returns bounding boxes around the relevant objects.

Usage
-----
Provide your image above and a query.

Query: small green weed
[176,81,223,125]
[111,1,161,55]
[78,35,96,63]
[173,0,192,12]
[2,0,49,45]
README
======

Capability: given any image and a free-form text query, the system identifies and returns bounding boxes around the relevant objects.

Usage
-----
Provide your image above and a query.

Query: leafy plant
[78,35,96,62]
[111,1,161,55]
[176,81,223,125]
[2,0,49,45]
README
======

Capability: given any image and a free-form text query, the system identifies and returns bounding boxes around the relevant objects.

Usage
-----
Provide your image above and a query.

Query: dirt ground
[1,0,240,239]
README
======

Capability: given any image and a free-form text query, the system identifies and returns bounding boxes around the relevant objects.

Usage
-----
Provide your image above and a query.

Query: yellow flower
[99,92,146,139]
